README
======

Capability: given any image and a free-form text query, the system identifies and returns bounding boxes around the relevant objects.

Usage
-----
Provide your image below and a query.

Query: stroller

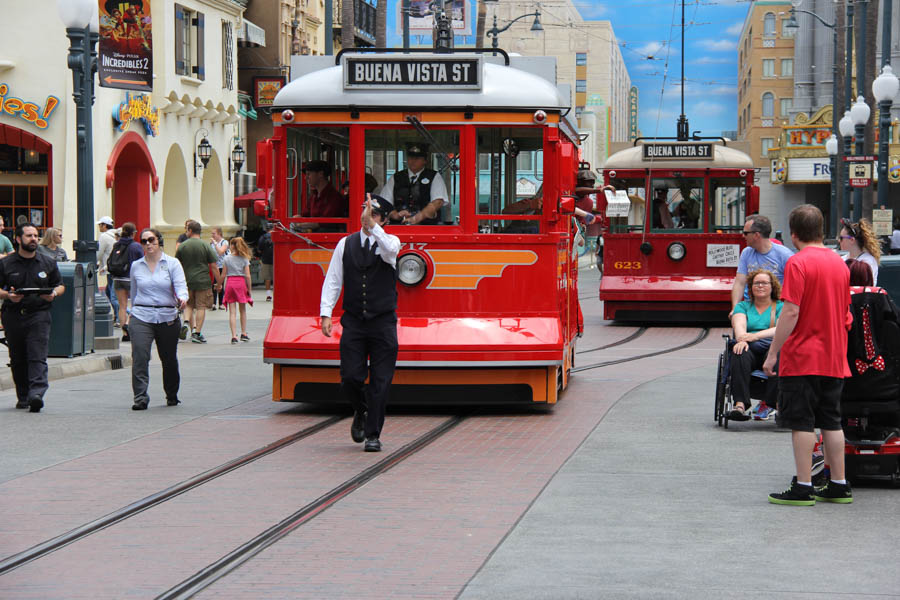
[836,286,900,486]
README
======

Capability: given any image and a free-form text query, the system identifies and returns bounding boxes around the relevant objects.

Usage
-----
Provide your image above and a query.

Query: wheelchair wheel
[714,353,726,426]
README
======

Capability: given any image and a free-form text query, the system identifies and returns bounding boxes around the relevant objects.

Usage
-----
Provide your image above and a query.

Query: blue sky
[384,0,750,138]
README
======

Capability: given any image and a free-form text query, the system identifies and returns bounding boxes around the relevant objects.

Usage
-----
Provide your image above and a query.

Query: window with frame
[781,58,793,77]
[782,17,796,38]
[650,179,703,232]
[780,97,792,116]
[222,21,234,90]
[762,59,775,77]
[576,79,587,92]
[763,12,776,36]
[476,127,544,233]
[175,4,205,79]
[710,178,746,231]
[575,53,587,66]
[285,127,351,232]
[761,137,774,156]
[762,92,774,117]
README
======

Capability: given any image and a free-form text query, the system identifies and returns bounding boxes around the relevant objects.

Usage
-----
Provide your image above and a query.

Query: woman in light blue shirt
[128,228,189,411]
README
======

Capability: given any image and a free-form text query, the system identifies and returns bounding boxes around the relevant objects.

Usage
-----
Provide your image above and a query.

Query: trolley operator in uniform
[320,194,402,452]
[0,222,65,413]
[381,144,448,225]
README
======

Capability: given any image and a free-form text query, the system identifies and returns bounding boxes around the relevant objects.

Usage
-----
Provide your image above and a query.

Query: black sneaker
[351,411,366,443]
[814,481,853,504]
[28,397,43,413]
[364,437,382,452]
[768,477,815,506]
[15,399,28,409]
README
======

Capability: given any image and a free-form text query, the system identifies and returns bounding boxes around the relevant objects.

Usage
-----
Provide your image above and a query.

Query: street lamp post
[872,65,899,212]
[825,134,839,237]
[486,9,543,51]
[839,110,855,219]
[850,96,871,221]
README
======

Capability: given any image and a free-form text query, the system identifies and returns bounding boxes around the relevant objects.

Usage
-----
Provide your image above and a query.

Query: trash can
[48,262,85,358]
[250,258,262,287]
[879,255,900,307]
[82,262,96,354]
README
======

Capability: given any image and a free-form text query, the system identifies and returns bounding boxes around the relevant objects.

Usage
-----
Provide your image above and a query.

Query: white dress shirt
[319,223,401,318]
[129,253,189,324]
[380,167,449,207]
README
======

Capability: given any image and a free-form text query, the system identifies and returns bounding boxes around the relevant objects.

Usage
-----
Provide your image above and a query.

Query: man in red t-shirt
[763,205,853,506]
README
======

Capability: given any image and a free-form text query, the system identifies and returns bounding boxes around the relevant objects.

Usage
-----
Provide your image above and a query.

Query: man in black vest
[320,195,402,451]
[381,143,448,225]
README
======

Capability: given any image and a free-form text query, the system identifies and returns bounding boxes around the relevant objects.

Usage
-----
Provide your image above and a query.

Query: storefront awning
[235,189,266,209]
[237,19,266,48]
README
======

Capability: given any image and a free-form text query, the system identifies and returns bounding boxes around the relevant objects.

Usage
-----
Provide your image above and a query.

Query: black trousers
[129,316,181,405]
[339,311,398,438]
[731,341,778,408]
[1,309,51,403]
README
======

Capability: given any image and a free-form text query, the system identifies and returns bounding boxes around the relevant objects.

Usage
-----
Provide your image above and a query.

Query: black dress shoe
[28,397,43,413]
[167,397,180,406]
[351,411,366,443]
[132,401,148,411]
[364,437,382,452]
[15,399,28,409]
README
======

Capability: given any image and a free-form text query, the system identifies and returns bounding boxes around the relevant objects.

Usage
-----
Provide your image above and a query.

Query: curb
[0,353,132,392]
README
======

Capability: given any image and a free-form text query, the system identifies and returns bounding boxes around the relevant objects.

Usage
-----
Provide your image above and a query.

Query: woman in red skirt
[220,237,253,344]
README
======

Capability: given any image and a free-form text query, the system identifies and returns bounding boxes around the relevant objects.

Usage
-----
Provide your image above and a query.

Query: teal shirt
[734,300,783,333]
[0,234,12,254]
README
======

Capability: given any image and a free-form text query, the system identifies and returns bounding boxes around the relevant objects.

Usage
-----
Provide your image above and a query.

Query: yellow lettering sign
[0,83,59,129]
[112,93,159,136]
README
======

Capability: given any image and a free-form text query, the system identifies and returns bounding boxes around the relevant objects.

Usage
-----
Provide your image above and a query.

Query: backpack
[107,240,132,278]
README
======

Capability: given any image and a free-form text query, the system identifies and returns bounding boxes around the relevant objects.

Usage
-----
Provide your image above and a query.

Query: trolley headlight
[397,254,427,286]
[667,242,686,261]
[281,109,295,123]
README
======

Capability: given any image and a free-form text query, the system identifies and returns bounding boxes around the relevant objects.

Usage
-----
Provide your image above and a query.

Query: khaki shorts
[260,263,273,281]
[188,288,214,310]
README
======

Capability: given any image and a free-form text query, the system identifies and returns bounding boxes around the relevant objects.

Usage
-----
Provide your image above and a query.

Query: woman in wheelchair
[728,268,783,421]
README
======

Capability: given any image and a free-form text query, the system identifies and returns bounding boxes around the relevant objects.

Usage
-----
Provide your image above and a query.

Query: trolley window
[709,177,746,231]
[365,128,460,226]
[476,127,543,234]
[649,178,703,232]
[286,126,350,233]
[606,176,646,234]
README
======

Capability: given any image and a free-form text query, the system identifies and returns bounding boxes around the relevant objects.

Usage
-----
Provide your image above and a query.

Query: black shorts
[777,375,843,432]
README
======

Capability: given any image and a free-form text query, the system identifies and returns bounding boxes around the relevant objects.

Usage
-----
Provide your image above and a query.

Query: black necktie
[364,237,371,253]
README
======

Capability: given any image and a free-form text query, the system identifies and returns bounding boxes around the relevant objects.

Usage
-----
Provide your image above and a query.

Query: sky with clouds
[384,0,750,138]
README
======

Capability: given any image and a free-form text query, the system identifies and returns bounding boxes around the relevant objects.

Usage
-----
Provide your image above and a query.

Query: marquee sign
[343,56,482,90]
[642,143,713,160]
[0,83,59,130]
[112,93,159,136]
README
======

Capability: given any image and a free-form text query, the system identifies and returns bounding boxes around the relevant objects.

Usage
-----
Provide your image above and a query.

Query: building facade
[489,0,633,164]
[0,0,246,253]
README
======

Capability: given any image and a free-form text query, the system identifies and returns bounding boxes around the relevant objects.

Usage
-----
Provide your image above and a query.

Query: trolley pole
[403,0,410,50]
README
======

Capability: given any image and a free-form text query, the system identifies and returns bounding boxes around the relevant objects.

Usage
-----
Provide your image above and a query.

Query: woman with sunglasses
[128,228,189,411]
[839,218,881,285]
[728,268,783,421]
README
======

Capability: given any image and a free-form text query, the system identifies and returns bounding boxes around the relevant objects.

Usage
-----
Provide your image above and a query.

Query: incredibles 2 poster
[98,0,152,91]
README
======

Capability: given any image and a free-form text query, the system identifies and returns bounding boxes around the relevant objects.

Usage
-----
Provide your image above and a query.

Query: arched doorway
[106,131,157,232]
[200,149,224,225]
[0,123,52,235]
[162,144,189,226]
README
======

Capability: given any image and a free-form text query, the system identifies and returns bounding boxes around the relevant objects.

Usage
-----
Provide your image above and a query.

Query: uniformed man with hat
[0,222,65,412]
[380,143,448,225]
[320,194,402,451]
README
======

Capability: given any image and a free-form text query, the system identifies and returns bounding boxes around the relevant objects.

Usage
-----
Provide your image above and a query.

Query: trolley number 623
[613,261,642,270]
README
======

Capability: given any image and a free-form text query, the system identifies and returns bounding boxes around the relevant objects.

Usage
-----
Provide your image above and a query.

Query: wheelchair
[713,334,773,428]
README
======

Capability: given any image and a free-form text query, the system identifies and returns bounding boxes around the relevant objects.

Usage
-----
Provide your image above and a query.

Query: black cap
[406,143,429,158]
[369,194,394,218]
[577,169,596,184]
[302,160,331,176]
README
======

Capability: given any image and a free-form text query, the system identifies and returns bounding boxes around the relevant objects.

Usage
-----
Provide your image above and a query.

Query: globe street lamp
[850,95,871,221]
[839,110,855,219]
[872,65,899,212]
[825,134,839,237]
[486,9,543,51]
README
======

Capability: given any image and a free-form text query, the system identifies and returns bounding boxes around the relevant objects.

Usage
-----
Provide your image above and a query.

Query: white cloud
[634,62,659,72]
[725,22,744,36]
[641,108,679,128]
[709,85,738,96]
[692,101,726,116]
[697,39,737,52]
[572,2,608,19]
[635,41,665,57]
[692,56,732,65]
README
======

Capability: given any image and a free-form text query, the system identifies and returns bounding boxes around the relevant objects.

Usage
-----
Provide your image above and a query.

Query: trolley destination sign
[343,56,482,90]
[642,142,714,160]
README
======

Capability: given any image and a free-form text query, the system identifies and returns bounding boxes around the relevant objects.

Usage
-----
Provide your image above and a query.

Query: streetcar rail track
[572,327,709,373]
[0,415,345,576]
[576,327,647,355]
[157,414,467,600]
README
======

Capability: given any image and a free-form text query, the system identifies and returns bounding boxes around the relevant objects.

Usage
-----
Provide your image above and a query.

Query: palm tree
[376,0,387,47]
[342,0,356,49]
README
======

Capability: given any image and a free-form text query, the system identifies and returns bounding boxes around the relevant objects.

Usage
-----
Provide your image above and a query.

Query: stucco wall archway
[162,144,189,226]
[106,131,157,233]
[200,150,224,226]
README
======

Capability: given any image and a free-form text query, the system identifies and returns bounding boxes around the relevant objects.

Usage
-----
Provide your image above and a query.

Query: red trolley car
[255,49,584,404]
[597,139,760,321]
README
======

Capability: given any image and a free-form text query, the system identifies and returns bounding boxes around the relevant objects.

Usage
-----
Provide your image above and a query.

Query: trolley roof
[274,56,569,112]
[603,142,754,170]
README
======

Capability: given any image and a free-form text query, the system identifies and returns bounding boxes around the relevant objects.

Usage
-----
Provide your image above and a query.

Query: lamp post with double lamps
[839,110,855,219]
[872,65,899,212]
[486,9,543,51]
[850,96,871,221]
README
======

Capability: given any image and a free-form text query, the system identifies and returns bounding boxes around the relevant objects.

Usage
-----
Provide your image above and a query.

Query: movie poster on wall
[98,0,153,91]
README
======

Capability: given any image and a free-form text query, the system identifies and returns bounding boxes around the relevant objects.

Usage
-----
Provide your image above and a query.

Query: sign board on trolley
[603,189,631,218]
[706,244,740,268]
[873,209,893,236]
[642,143,713,161]
[343,55,482,90]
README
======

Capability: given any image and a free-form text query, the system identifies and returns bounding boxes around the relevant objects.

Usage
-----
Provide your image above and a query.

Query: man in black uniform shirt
[0,223,65,412]
[320,195,402,452]
[381,144,448,225]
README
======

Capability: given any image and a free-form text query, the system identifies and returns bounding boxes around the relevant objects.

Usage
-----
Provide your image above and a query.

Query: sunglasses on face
[140,237,157,245]
[741,230,757,236]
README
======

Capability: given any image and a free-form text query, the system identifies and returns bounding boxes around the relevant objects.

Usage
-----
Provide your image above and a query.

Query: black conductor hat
[368,194,394,218]
[406,144,429,158]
